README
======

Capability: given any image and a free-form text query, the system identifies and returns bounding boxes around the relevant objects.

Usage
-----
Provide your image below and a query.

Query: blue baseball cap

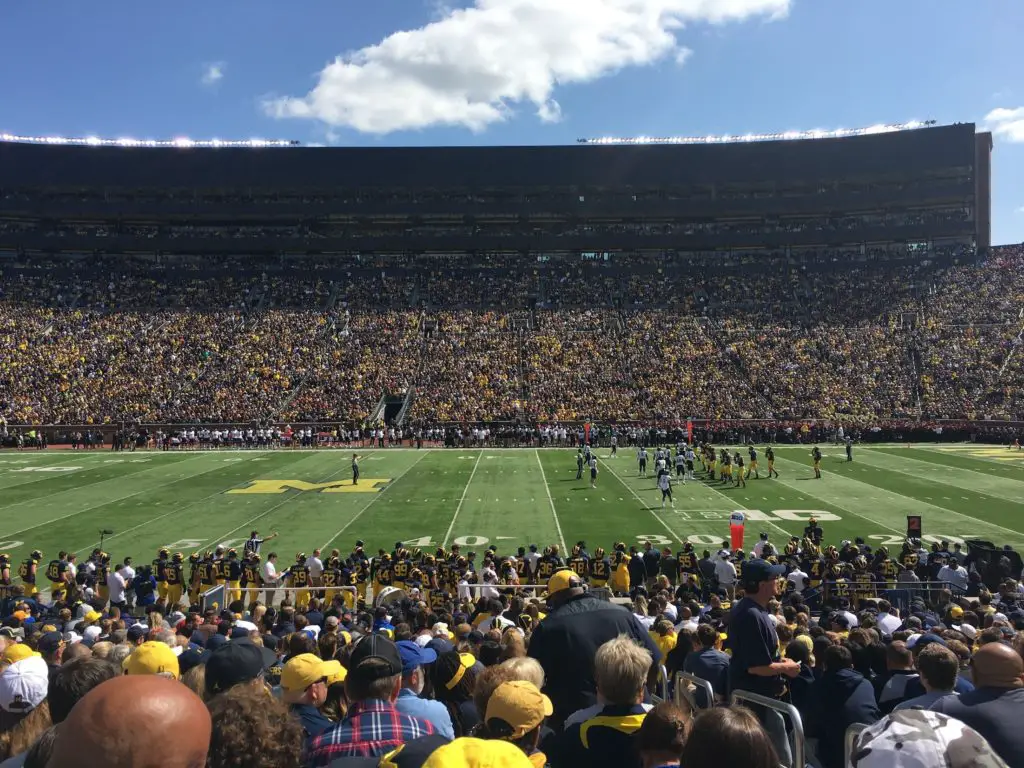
[743,559,787,583]
[396,640,437,673]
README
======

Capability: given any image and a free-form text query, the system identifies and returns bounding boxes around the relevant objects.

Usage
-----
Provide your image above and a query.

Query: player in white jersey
[655,457,666,476]
[685,447,696,480]
[610,435,618,457]
[637,448,648,477]
[589,456,598,488]
[657,469,674,508]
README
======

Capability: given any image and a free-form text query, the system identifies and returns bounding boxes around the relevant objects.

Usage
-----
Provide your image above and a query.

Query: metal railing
[730,689,805,768]
[199,584,360,612]
[651,665,670,703]
[674,671,716,711]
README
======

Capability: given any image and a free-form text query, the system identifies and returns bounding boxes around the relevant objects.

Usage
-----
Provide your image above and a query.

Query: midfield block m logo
[226,479,391,494]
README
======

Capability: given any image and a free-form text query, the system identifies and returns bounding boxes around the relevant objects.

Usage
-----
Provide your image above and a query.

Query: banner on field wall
[687,419,693,443]
[907,515,922,539]
[584,422,591,444]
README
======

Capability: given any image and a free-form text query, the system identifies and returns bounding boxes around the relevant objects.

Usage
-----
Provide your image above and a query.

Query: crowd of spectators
[2,244,1023,427]
[0,531,1021,767]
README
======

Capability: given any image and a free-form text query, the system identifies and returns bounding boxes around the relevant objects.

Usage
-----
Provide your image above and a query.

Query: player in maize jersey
[288,553,311,609]
[733,451,746,488]
[224,549,243,604]
[153,548,170,602]
[165,553,185,606]
[811,446,822,479]
[46,552,69,598]
[747,446,760,480]
[19,551,41,597]
[187,553,201,603]
[568,545,589,578]
[589,547,610,588]
[765,446,779,478]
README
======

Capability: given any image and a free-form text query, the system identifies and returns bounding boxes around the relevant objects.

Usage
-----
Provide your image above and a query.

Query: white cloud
[984,107,1024,142]
[674,47,694,65]
[264,0,791,134]
[201,62,225,87]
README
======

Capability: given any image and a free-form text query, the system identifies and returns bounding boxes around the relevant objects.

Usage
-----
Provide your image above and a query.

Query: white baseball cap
[0,656,48,713]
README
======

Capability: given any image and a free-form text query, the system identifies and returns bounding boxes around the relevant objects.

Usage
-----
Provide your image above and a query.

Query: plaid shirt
[306,699,436,765]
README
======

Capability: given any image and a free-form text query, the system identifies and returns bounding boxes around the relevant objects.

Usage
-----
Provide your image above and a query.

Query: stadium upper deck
[0,123,990,257]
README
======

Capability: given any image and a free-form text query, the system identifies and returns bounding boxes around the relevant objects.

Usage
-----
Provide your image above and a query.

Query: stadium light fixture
[576,121,937,145]
[0,133,300,148]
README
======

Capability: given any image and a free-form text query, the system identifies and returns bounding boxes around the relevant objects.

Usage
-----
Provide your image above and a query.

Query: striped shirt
[306,699,436,765]
[244,536,264,555]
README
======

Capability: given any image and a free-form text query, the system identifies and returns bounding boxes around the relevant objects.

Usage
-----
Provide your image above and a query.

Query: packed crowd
[2,244,1023,426]
[0,207,971,243]
[0,528,1020,767]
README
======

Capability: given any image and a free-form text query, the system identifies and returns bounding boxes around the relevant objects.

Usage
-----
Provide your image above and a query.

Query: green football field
[1,443,1023,573]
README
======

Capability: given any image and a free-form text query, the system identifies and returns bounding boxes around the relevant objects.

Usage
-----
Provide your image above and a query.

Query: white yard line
[0,453,210,513]
[72,453,274,555]
[535,449,567,552]
[767,454,939,537]
[598,457,684,545]
[0,456,234,540]
[693,474,793,540]
[193,451,374,552]
[321,450,432,550]
[442,451,483,549]
[856,447,1024,506]
[862,446,1024,494]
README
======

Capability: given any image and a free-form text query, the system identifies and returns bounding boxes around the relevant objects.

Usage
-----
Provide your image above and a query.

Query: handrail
[674,671,716,710]
[729,689,805,768]
[845,722,869,766]
[655,664,670,702]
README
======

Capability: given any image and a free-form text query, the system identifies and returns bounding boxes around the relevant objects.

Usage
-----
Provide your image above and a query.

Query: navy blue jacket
[807,668,880,768]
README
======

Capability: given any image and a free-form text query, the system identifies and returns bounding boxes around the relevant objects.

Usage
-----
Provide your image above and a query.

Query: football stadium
[3,117,1024,766]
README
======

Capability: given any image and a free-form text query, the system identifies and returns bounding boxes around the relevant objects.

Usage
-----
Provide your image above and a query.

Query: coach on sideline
[528,569,659,730]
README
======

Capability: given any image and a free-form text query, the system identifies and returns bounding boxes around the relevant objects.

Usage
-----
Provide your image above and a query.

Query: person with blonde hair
[551,636,652,768]
[501,657,544,690]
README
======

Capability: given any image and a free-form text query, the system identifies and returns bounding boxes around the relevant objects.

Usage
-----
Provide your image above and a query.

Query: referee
[244,530,278,557]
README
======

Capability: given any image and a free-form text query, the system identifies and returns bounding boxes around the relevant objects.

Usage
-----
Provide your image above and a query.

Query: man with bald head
[933,641,1024,765]
[48,675,211,768]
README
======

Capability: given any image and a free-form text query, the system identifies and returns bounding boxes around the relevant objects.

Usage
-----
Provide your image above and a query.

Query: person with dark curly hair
[205,685,304,768]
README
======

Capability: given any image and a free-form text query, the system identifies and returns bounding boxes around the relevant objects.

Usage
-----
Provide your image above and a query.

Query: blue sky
[2,0,1022,244]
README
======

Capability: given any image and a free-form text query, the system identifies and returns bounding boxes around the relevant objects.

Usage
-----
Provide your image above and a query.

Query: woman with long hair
[430,651,480,737]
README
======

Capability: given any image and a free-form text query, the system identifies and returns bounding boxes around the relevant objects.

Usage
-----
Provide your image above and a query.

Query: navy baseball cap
[349,634,403,680]
[396,640,437,673]
[178,648,210,675]
[205,640,270,696]
[743,559,786,583]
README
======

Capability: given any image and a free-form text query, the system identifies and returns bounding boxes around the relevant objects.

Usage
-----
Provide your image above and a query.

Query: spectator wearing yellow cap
[2,643,40,668]
[422,737,533,768]
[528,569,658,730]
[281,652,342,743]
[122,640,179,680]
[476,680,551,767]
[551,636,652,768]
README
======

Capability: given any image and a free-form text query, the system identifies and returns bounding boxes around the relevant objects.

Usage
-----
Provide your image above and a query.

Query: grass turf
[0,443,1023,569]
